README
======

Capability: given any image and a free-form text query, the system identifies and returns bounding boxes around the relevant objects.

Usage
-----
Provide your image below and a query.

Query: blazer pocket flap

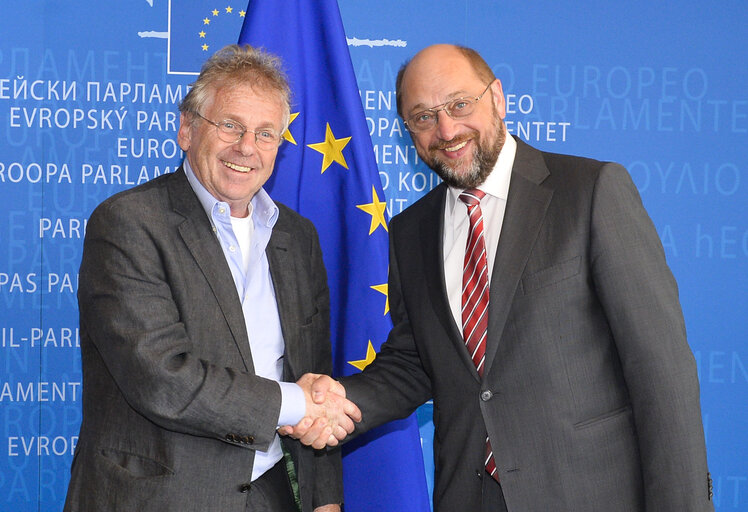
[521,256,581,294]
[573,404,632,430]
[100,447,174,477]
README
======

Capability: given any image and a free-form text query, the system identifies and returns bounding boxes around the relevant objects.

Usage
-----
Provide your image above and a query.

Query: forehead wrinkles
[210,86,283,129]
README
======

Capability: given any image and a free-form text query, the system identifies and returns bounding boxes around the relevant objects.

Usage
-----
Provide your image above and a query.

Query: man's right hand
[280,374,360,449]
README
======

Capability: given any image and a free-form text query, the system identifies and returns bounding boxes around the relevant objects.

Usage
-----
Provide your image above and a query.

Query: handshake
[280,374,360,449]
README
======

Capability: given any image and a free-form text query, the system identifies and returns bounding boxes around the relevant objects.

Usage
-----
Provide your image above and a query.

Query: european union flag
[167,1,246,75]
[239,2,431,510]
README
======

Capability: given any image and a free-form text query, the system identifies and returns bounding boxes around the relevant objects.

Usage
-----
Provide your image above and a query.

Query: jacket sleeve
[79,195,282,450]
[590,163,713,510]
[341,218,433,434]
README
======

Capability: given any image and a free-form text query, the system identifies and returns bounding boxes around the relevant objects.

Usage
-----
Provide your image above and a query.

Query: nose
[235,131,259,155]
[434,109,460,142]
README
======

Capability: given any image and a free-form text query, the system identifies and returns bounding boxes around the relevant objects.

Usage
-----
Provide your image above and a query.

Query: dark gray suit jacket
[64,168,341,511]
[343,138,713,511]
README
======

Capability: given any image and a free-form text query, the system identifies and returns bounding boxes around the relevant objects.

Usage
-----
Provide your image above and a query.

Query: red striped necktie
[459,189,499,482]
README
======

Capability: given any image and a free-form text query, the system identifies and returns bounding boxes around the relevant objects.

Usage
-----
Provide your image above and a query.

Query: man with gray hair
[64,44,359,512]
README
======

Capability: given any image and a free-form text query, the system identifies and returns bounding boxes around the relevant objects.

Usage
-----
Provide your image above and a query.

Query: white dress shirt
[443,135,516,331]
[184,160,305,481]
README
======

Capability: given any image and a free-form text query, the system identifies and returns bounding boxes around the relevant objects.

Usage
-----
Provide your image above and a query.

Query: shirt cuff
[277,382,306,427]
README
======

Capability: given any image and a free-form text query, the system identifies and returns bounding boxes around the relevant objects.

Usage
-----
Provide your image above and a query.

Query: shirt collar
[446,132,516,214]
[183,158,279,228]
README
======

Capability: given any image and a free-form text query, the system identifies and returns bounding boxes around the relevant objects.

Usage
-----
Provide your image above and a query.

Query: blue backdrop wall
[1,1,746,510]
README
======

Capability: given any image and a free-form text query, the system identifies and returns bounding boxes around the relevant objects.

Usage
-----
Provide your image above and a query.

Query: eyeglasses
[403,82,493,133]
[193,111,282,149]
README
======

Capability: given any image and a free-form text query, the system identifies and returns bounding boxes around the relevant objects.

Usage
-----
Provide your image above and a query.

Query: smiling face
[400,45,507,189]
[177,83,284,217]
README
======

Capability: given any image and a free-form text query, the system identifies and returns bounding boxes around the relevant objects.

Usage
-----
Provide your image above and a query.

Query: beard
[422,116,506,189]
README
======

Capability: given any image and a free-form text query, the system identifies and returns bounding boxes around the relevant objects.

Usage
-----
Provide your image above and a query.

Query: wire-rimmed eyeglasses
[193,111,282,149]
[403,82,493,133]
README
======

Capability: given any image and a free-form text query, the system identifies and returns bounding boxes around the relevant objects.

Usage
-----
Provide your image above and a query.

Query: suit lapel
[419,185,482,381]
[483,139,553,378]
[265,225,302,380]
[168,168,255,372]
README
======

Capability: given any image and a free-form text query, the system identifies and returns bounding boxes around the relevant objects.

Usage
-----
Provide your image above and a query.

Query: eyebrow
[251,121,280,131]
[220,115,280,131]
[407,90,473,114]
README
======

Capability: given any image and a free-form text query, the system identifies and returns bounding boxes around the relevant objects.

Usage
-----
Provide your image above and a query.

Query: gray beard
[428,121,505,189]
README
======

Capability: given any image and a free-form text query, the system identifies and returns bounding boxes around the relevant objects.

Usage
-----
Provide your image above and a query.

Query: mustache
[428,131,479,151]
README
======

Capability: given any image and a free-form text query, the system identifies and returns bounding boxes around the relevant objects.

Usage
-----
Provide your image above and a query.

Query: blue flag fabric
[239,2,431,511]
[167,1,246,75]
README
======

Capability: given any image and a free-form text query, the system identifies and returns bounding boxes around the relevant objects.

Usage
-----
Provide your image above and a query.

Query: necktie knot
[459,188,486,207]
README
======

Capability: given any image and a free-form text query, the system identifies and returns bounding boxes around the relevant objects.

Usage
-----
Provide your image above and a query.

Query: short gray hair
[179,44,291,129]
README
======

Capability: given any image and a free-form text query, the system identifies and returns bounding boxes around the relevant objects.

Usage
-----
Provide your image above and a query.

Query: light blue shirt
[184,160,305,481]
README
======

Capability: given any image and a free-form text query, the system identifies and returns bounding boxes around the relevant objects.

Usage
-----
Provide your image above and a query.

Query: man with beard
[283,44,713,512]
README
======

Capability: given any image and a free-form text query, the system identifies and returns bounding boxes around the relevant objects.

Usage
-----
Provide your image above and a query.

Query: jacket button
[226,433,236,442]
[247,436,255,444]
[480,390,493,401]
[238,483,251,493]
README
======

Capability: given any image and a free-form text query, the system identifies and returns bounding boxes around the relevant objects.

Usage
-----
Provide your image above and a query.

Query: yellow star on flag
[212,9,219,16]
[203,17,210,25]
[370,282,389,315]
[239,10,246,16]
[348,341,377,371]
[202,44,209,51]
[282,112,300,145]
[357,186,388,234]
[225,6,233,13]
[307,123,351,173]
[199,30,206,38]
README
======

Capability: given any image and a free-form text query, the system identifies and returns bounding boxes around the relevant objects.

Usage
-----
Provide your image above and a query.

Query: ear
[177,112,192,152]
[490,79,506,120]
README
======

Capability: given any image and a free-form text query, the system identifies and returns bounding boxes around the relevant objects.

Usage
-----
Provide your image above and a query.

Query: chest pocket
[520,256,581,295]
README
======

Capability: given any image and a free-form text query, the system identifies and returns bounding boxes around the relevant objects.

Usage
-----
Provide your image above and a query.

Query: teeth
[223,161,252,173]
[445,141,467,152]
